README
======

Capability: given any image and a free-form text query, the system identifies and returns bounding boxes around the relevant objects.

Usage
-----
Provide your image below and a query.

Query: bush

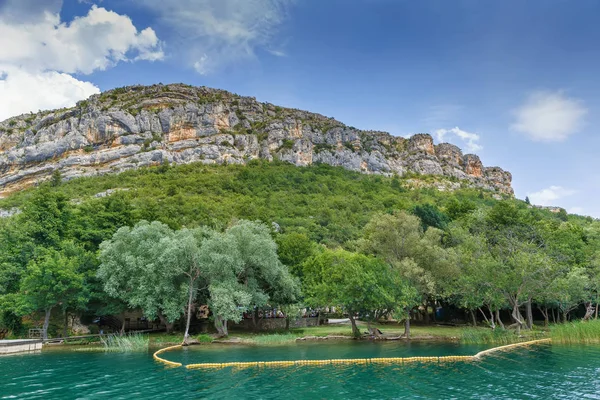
[197,334,214,343]
[281,139,294,150]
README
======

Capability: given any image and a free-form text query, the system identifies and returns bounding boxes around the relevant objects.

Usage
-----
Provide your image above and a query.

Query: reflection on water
[1,342,599,399]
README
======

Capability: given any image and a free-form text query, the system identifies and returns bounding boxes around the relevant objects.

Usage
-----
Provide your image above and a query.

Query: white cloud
[0,67,100,121]
[138,0,294,74]
[511,91,587,142]
[528,186,576,206]
[0,5,163,75]
[0,3,163,121]
[434,126,483,153]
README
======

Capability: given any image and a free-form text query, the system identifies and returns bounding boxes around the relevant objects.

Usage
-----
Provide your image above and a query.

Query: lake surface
[1,341,600,399]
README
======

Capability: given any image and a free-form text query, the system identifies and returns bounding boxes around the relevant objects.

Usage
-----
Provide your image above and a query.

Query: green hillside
[1,160,598,339]
[0,161,507,245]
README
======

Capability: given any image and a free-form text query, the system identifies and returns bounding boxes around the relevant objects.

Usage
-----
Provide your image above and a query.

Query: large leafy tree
[449,226,506,328]
[303,248,401,337]
[98,221,189,334]
[360,211,457,335]
[276,232,317,278]
[201,221,300,336]
[20,247,88,339]
[98,220,299,339]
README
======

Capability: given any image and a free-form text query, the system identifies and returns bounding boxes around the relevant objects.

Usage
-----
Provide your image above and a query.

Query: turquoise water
[1,341,600,399]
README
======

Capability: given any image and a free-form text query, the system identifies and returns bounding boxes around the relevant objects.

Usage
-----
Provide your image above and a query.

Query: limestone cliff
[0,84,513,196]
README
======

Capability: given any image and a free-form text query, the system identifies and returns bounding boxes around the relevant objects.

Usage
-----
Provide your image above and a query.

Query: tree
[98,221,189,334]
[22,189,72,248]
[479,202,554,332]
[20,248,87,339]
[303,249,398,337]
[276,232,317,278]
[552,267,590,322]
[360,211,457,336]
[449,226,506,329]
[445,198,476,221]
[50,169,62,187]
[201,221,300,336]
[525,196,531,205]
[412,204,449,230]
[164,228,211,344]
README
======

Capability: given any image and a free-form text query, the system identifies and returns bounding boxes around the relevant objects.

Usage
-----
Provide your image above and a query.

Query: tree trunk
[348,314,360,337]
[478,307,489,324]
[583,303,595,321]
[596,293,599,320]
[403,307,411,339]
[495,309,505,330]
[252,308,260,331]
[552,308,556,324]
[423,300,430,325]
[157,311,174,334]
[42,307,52,340]
[470,309,477,327]
[511,303,523,336]
[525,298,533,330]
[538,306,549,327]
[63,309,68,338]
[214,315,228,337]
[479,307,495,330]
[563,311,568,323]
[183,277,195,345]
[431,300,437,322]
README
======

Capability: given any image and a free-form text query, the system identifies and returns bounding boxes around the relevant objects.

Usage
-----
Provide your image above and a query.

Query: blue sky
[1,0,598,217]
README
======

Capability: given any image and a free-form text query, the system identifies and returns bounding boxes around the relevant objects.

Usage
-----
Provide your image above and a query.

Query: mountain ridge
[0,83,512,197]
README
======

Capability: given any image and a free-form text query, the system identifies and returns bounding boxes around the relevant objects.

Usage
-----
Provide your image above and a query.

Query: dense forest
[0,160,598,339]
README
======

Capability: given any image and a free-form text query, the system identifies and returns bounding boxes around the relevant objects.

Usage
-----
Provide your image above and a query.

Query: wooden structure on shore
[0,339,43,355]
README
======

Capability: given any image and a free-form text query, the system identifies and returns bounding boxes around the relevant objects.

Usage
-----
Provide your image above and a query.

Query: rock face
[0,84,513,196]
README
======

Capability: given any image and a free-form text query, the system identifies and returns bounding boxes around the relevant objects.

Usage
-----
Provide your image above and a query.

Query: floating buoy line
[152,338,552,370]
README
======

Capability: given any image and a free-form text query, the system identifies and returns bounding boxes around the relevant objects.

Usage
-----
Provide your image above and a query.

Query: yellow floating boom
[154,338,552,370]
[153,344,183,368]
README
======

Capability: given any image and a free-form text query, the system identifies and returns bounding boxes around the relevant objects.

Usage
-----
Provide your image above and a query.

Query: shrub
[281,139,294,150]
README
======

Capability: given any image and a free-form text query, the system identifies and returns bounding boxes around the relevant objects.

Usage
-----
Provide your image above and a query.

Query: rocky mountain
[0,84,513,197]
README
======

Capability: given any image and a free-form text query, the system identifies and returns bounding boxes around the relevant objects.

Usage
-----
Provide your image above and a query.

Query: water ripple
[1,343,599,399]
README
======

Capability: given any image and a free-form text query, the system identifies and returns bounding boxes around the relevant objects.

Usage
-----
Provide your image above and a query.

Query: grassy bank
[59,320,600,349]
[148,323,467,346]
[550,320,600,344]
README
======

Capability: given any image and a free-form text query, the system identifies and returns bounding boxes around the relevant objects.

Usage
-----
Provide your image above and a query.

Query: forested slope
[0,161,597,337]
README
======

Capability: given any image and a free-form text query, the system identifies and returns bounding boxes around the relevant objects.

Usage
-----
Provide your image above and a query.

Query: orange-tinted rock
[167,123,197,142]
[464,154,483,177]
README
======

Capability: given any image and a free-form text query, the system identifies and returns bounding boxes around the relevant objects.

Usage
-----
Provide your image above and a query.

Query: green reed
[100,332,149,352]
[550,319,600,344]
[461,328,525,345]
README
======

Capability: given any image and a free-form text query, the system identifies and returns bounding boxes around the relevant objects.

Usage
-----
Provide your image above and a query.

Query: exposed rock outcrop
[0,84,513,196]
